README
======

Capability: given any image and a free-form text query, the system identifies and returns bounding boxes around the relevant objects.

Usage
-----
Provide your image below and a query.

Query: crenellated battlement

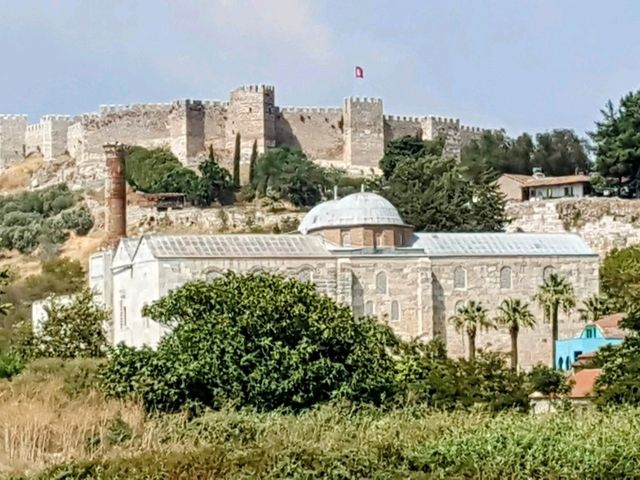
[202,100,229,108]
[0,114,28,121]
[425,115,460,126]
[384,114,422,123]
[460,125,486,133]
[98,103,173,114]
[343,96,383,106]
[237,84,275,93]
[279,106,342,115]
[26,123,44,132]
[41,114,72,122]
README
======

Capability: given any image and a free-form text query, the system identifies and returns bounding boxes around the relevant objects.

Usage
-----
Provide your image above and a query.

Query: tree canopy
[461,129,590,178]
[600,245,640,311]
[380,151,507,232]
[252,148,328,207]
[590,91,640,189]
[101,272,399,413]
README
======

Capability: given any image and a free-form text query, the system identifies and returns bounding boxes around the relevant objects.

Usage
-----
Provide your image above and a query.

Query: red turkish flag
[355,66,364,79]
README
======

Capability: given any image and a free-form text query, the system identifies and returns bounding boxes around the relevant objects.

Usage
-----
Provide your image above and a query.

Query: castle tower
[227,85,276,182]
[169,100,205,167]
[0,115,27,168]
[342,97,384,167]
[41,115,72,161]
[421,116,462,160]
[104,143,127,249]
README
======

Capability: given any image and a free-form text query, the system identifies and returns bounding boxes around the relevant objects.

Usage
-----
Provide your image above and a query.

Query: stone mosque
[91,146,599,368]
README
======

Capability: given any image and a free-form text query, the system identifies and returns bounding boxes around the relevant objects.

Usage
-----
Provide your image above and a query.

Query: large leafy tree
[449,301,494,360]
[253,148,328,207]
[590,91,640,191]
[594,307,640,406]
[101,272,399,413]
[495,299,536,370]
[14,289,109,360]
[534,273,576,368]
[380,135,444,179]
[600,245,640,311]
[383,155,507,231]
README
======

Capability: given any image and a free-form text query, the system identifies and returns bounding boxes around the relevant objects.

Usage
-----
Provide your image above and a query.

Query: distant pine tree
[233,133,241,186]
[249,140,258,184]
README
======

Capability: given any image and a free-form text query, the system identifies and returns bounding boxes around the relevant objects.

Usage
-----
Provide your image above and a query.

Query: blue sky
[1,0,638,136]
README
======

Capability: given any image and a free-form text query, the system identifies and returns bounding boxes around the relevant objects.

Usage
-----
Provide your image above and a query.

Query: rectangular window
[119,296,127,329]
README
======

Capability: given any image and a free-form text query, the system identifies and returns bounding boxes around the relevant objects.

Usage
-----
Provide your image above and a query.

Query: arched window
[543,266,554,281]
[375,231,384,248]
[558,357,564,370]
[500,267,512,289]
[205,270,223,282]
[565,356,571,370]
[391,301,400,322]
[364,301,374,316]
[454,267,466,290]
[297,268,312,283]
[341,230,351,247]
[376,271,388,294]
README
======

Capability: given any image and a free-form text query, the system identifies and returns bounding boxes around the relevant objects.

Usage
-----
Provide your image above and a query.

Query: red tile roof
[569,368,601,398]
[500,174,592,188]
[594,313,626,339]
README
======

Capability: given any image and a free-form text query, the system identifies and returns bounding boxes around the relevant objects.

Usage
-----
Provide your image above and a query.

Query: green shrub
[101,272,399,413]
[60,204,94,235]
[0,352,24,379]
[13,357,104,395]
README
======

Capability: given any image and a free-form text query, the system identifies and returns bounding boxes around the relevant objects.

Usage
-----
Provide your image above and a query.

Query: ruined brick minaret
[103,143,127,249]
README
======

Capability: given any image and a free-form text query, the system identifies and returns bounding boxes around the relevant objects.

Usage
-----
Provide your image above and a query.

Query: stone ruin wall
[0,85,489,186]
[506,197,640,259]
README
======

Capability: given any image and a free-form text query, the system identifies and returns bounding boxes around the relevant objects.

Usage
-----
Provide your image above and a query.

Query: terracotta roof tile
[594,313,626,339]
[524,175,591,188]
[569,368,601,398]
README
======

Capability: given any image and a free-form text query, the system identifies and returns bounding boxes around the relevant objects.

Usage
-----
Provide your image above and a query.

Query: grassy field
[2,359,640,479]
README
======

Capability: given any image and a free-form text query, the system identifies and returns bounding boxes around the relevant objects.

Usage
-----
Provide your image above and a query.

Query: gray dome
[298,192,405,234]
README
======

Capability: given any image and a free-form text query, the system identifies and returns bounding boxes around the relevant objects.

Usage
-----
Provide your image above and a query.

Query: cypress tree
[249,140,258,185]
[233,133,241,186]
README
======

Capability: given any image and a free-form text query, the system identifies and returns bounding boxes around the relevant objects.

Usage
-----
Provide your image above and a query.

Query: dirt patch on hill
[0,155,43,193]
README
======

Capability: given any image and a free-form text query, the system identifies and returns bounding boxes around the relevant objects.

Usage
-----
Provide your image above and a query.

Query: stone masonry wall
[432,255,599,369]
[506,198,640,258]
[0,115,27,168]
[276,108,343,162]
[343,97,385,168]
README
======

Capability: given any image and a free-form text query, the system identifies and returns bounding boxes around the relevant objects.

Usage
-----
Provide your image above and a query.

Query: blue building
[555,313,625,370]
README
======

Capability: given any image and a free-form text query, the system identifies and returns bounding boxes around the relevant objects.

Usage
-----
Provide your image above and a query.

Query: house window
[558,357,564,370]
[453,267,466,290]
[565,356,571,369]
[573,351,582,361]
[585,326,596,339]
[376,271,388,294]
[341,230,351,247]
[546,188,552,198]
[500,267,512,289]
[365,301,374,316]
[543,266,554,281]
[564,186,574,197]
[391,301,400,322]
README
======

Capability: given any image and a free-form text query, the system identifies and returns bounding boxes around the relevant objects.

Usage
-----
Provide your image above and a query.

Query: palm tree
[534,273,576,368]
[579,294,614,323]
[449,301,494,360]
[495,298,536,370]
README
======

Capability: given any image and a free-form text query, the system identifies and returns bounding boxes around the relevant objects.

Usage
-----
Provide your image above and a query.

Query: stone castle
[0,84,488,184]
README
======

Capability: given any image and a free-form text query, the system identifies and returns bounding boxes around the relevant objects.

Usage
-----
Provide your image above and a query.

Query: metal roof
[299,192,406,233]
[412,233,595,257]
[143,234,331,258]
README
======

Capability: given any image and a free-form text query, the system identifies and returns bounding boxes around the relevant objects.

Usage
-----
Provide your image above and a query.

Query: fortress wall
[168,100,205,167]
[203,102,229,160]
[459,124,487,146]
[25,123,44,156]
[275,107,343,162]
[383,115,422,142]
[41,115,72,161]
[0,115,27,168]
[343,97,384,168]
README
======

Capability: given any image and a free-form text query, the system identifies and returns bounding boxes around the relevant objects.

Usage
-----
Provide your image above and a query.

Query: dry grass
[0,372,143,476]
[0,156,43,193]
